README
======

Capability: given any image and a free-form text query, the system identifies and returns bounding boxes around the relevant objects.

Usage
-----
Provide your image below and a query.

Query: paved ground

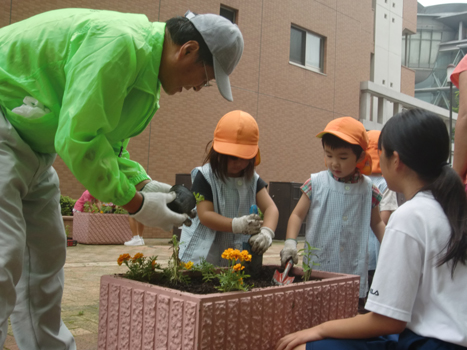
[3,238,299,350]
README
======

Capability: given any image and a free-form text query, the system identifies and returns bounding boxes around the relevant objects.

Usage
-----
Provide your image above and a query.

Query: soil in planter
[120,266,321,295]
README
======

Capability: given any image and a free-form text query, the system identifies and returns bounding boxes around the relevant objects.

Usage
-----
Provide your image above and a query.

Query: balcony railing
[359,80,457,131]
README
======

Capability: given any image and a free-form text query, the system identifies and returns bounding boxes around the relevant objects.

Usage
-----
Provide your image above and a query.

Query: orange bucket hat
[316,117,372,175]
[366,130,381,174]
[213,110,261,165]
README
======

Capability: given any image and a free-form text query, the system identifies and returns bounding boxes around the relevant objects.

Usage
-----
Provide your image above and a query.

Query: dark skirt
[306,329,465,350]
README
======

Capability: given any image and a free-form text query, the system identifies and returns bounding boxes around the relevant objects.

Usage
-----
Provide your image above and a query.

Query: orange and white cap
[316,117,372,175]
[213,110,261,165]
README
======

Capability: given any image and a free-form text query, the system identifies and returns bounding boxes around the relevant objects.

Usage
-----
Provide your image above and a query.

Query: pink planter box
[73,211,133,245]
[98,268,360,350]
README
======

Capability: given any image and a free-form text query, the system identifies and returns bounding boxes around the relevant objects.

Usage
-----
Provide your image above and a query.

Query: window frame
[220,5,238,24]
[289,24,326,74]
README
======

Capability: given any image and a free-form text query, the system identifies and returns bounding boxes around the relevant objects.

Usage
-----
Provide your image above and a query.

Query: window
[402,30,442,68]
[220,5,237,24]
[289,26,325,72]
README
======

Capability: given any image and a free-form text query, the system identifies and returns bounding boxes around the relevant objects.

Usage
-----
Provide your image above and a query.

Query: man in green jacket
[0,8,243,349]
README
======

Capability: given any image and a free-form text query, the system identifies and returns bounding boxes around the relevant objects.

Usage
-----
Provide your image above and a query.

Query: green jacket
[0,8,165,205]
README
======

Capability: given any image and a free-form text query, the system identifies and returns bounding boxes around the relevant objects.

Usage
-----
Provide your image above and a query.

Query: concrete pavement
[4,238,298,350]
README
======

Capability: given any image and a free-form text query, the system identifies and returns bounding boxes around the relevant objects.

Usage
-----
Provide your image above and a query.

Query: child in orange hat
[280,117,385,301]
[179,110,279,266]
[366,130,398,287]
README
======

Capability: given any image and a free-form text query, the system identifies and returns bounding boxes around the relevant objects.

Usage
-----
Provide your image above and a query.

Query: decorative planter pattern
[73,212,133,244]
[98,268,360,350]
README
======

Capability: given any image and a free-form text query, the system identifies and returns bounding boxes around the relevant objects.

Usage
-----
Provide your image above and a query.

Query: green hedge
[60,195,76,216]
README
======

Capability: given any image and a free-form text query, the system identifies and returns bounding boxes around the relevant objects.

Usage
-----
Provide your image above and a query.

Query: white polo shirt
[366,191,467,347]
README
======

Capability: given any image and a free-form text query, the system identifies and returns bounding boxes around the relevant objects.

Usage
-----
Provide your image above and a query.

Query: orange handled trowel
[272,258,295,286]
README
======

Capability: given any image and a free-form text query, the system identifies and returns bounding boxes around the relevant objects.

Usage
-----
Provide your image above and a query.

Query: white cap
[185,10,244,102]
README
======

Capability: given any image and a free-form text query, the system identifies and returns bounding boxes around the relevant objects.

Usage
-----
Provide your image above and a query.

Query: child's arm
[280,193,311,266]
[248,188,280,255]
[275,312,406,350]
[197,200,262,234]
[197,200,240,232]
[286,193,310,240]
[256,187,279,231]
[370,205,386,243]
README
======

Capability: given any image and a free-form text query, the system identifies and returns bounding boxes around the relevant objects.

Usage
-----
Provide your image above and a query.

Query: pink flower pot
[98,268,359,350]
[73,211,133,244]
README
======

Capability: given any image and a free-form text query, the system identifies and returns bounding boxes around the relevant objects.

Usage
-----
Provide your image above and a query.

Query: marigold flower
[117,253,131,266]
[151,259,157,268]
[184,261,194,270]
[233,263,245,272]
[240,250,252,262]
[132,253,144,261]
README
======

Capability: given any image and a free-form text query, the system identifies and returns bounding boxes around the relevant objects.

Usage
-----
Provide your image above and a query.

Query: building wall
[374,0,403,92]
[401,66,415,97]
[403,0,417,34]
[2,0,375,237]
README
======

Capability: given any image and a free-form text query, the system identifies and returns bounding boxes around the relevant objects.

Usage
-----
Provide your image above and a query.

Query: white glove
[249,227,275,255]
[131,192,189,232]
[232,214,262,235]
[141,180,172,193]
[280,239,299,266]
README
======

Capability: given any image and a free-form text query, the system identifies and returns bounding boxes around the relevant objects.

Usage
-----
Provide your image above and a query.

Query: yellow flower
[233,263,245,272]
[240,250,252,262]
[185,261,194,270]
[117,253,131,266]
[132,253,144,261]
[100,211,104,214]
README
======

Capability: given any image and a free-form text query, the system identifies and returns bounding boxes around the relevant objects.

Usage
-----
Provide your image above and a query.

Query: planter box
[63,215,74,238]
[73,211,133,245]
[98,268,359,350]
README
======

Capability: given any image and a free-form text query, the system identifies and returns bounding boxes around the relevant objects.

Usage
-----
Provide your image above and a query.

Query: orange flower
[151,259,157,269]
[132,253,144,261]
[240,250,252,262]
[233,263,244,272]
[239,277,243,285]
[117,253,131,266]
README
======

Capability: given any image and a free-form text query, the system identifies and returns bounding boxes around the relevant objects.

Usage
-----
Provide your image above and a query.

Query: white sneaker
[124,236,145,246]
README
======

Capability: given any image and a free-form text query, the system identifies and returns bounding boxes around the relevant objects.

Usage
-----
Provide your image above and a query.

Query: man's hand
[249,227,275,255]
[140,180,172,193]
[131,192,189,231]
[280,239,299,266]
[232,214,262,235]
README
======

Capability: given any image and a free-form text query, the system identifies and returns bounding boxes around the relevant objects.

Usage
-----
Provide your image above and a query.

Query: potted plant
[98,236,360,350]
[60,195,76,238]
[73,202,133,244]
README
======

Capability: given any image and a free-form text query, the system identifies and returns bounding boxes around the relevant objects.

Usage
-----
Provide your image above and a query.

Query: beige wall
[402,0,417,34]
[2,0,376,237]
[401,66,415,97]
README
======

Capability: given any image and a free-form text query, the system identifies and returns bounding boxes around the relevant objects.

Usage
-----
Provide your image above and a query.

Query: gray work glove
[130,192,189,232]
[141,180,172,193]
[232,214,263,235]
[249,227,275,255]
[280,239,299,267]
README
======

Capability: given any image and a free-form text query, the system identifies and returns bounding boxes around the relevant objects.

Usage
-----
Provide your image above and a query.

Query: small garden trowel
[272,258,295,286]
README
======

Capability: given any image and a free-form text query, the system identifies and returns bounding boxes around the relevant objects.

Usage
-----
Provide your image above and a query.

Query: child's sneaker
[124,235,145,246]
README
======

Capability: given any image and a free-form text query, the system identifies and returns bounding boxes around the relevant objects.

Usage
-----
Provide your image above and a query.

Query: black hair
[203,141,256,183]
[378,108,467,276]
[321,133,364,159]
[165,16,213,66]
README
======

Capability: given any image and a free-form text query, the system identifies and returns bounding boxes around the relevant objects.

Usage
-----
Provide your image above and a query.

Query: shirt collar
[328,169,362,183]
